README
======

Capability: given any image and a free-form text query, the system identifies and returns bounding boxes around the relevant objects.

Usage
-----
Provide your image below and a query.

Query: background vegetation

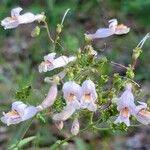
[0,0,150,149]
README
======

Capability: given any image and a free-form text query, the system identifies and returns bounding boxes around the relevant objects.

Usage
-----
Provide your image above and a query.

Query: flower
[1,101,38,126]
[37,82,58,111]
[1,7,45,29]
[80,80,97,111]
[62,81,81,109]
[134,101,150,125]
[71,118,80,135]
[85,18,130,39]
[52,81,81,122]
[114,83,136,126]
[38,53,76,73]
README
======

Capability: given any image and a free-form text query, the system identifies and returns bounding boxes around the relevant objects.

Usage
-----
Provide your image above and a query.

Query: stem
[43,20,54,44]
[50,119,101,150]
[111,61,127,70]
[53,9,70,50]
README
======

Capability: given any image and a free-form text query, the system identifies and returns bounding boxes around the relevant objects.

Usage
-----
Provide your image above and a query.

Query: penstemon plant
[1,7,150,149]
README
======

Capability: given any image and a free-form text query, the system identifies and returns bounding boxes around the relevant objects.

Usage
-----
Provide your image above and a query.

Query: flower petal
[53,56,76,69]
[86,28,114,39]
[11,101,27,115]
[53,104,76,121]
[115,25,130,35]
[108,18,118,29]
[18,13,37,24]
[44,53,56,61]
[62,81,81,105]
[37,83,57,111]
[1,17,19,29]
[11,7,22,17]
[135,110,150,125]
[1,113,21,126]
[87,103,97,112]
[22,106,38,121]
[114,111,130,126]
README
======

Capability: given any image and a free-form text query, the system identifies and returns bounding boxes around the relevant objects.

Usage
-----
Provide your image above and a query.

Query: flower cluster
[114,84,150,126]
[1,7,150,138]
[52,80,97,135]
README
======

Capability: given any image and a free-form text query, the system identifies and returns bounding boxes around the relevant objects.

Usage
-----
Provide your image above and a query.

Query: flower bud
[55,121,64,130]
[56,24,63,34]
[71,118,80,135]
[31,26,40,37]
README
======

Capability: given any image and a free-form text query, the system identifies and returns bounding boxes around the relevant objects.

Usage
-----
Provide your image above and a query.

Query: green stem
[43,20,54,44]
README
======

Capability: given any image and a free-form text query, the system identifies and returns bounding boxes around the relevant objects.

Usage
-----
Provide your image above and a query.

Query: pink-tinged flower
[71,118,80,135]
[37,83,58,111]
[62,81,81,109]
[1,7,45,29]
[39,53,76,73]
[80,80,97,112]
[114,83,136,126]
[85,18,130,39]
[53,81,81,122]
[1,101,38,126]
[134,101,150,125]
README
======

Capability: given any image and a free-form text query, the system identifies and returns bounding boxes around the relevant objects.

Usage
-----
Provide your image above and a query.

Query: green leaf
[9,136,36,150]
[7,119,34,150]
[14,85,32,102]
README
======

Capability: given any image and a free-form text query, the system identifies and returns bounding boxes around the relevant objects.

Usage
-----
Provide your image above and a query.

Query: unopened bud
[56,24,63,34]
[55,121,64,130]
[71,118,80,135]
[31,26,40,37]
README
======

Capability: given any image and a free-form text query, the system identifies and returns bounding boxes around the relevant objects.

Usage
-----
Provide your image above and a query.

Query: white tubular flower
[134,101,150,125]
[37,83,58,111]
[1,101,38,126]
[53,104,76,121]
[80,80,97,112]
[1,7,45,29]
[85,18,130,39]
[62,81,81,109]
[39,53,76,73]
[114,83,136,126]
[53,81,81,122]
[71,118,80,135]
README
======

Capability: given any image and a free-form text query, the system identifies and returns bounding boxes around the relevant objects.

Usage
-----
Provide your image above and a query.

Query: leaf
[37,113,46,123]
[7,119,34,150]
[75,138,87,150]
[8,136,36,150]
[14,85,32,102]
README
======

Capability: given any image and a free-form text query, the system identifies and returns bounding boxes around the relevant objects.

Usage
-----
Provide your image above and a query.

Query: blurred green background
[0,0,150,149]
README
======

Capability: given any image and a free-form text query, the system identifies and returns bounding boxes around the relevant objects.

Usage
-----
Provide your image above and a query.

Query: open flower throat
[67,93,75,102]
[7,110,20,118]
[42,60,53,66]
[121,107,129,118]
[138,109,150,117]
[9,16,17,20]
[83,93,91,101]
